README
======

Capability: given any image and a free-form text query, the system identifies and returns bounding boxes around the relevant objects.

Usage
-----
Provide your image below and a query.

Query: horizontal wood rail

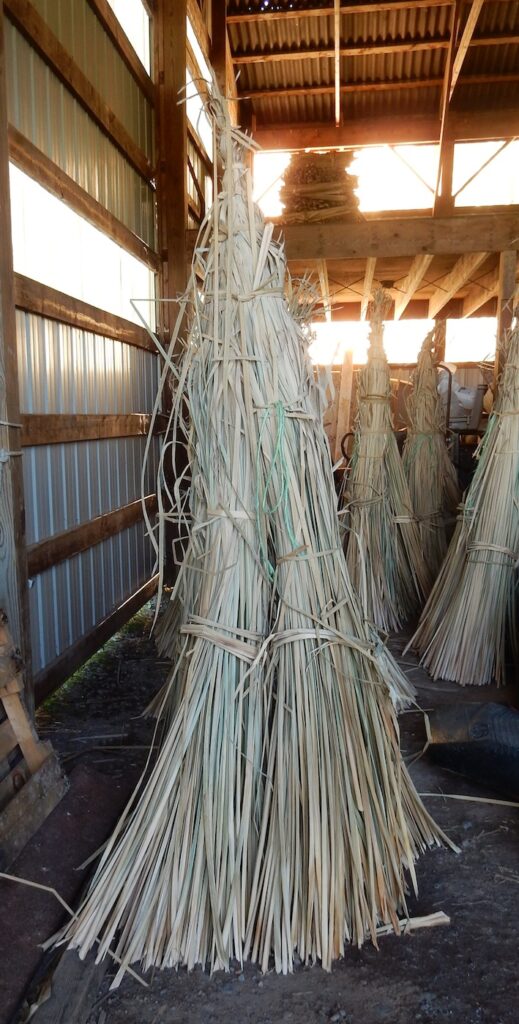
[232,33,518,64]
[8,128,159,271]
[86,0,155,105]
[20,413,167,446]
[14,275,156,352]
[244,71,519,100]
[27,494,158,576]
[34,574,159,705]
[4,0,153,181]
[227,1,453,22]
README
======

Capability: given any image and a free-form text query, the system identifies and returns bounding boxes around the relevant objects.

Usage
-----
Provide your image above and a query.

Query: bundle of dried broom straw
[402,325,460,578]
[407,317,519,686]
[58,86,448,983]
[343,293,432,633]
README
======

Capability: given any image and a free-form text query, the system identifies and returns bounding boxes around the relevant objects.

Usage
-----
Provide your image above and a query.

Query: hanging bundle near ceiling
[56,85,447,984]
[407,316,519,686]
[402,324,460,579]
[343,291,432,633]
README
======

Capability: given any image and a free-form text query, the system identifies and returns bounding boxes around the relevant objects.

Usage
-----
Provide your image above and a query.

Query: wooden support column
[157,0,188,339]
[334,348,354,464]
[0,15,31,709]
[211,0,227,96]
[495,249,517,382]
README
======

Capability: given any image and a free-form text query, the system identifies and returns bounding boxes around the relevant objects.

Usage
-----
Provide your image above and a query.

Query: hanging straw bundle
[343,293,432,633]
[57,86,448,983]
[406,318,519,686]
[402,325,460,578]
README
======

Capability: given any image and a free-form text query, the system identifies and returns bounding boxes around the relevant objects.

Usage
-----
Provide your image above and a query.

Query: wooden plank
[253,106,519,149]
[20,413,166,447]
[232,32,516,65]
[462,266,500,317]
[199,212,519,262]
[86,0,155,105]
[394,253,434,319]
[0,750,68,869]
[496,249,517,380]
[428,251,489,318]
[29,950,109,1024]
[227,1,454,22]
[334,348,353,463]
[334,0,341,127]
[360,257,377,321]
[211,0,227,95]
[4,0,153,182]
[14,275,155,351]
[8,128,159,271]
[450,0,486,99]
[27,494,158,577]
[0,718,17,761]
[34,575,159,705]
[0,16,31,707]
[2,691,48,772]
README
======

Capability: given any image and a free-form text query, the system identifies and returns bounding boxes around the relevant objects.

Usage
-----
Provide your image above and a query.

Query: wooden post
[334,349,354,464]
[434,318,447,362]
[210,0,227,96]
[0,15,31,710]
[495,249,517,384]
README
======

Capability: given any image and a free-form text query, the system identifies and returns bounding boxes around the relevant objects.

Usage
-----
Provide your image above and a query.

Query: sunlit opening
[308,317,497,365]
[106,0,150,72]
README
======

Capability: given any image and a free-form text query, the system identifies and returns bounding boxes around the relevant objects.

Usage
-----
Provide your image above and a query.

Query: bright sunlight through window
[106,0,150,71]
[308,318,498,365]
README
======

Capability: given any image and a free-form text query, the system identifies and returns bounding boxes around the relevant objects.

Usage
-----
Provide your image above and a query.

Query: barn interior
[0,2,518,1022]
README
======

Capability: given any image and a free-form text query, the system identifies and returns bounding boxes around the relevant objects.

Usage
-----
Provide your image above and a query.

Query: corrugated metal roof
[228,1,519,128]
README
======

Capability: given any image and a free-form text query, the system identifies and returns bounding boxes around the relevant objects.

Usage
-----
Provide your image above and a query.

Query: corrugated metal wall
[4,0,161,698]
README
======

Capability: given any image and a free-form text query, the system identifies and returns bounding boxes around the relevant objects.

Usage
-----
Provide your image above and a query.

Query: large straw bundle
[280,151,360,223]
[343,294,432,633]
[58,88,446,983]
[407,318,519,685]
[402,326,460,578]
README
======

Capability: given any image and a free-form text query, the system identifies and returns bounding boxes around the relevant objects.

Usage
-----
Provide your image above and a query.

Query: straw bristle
[57,85,448,984]
[342,290,432,632]
[402,325,460,578]
[407,318,519,685]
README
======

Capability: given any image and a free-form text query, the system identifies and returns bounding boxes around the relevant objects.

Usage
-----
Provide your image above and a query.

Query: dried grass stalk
[402,326,460,578]
[407,318,519,685]
[343,293,432,633]
[58,87,448,984]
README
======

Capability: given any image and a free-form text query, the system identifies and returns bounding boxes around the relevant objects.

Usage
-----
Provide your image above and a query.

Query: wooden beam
[305,296,498,320]
[232,32,516,65]
[428,251,489,317]
[253,106,519,150]
[8,127,159,271]
[239,212,519,261]
[0,13,31,703]
[4,0,153,182]
[34,574,159,705]
[20,413,166,447]
[241,70,519,102]
[360,257,377,320]
[86,0,155,105]
[334,0,341,127]
[211,0,227,96]
[462,265,499,316]
[14,275,156,352]
[496,249,517,378]
[450,0,486,99]
[27,495,158,577]
[227,1,453,22]
[394,254,434,319]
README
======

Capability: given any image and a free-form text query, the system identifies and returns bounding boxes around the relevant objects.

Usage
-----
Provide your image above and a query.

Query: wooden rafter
[227,0,516,23]
[334,0,341,127]
[242,70,519,101]
[394,254,434,319]
[449,0,486,99]
[462,266,499,317]
[428,251,489,317]
[360,258,377,320]
[232,32,518,64]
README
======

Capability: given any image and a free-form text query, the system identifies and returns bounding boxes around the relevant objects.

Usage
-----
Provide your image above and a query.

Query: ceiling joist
[449,0,486,99]
[394,254,434,319]
[462,266,500,316]
[232,33,518,65]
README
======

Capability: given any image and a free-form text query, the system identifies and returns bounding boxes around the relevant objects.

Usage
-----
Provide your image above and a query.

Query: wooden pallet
[0,611,68,867]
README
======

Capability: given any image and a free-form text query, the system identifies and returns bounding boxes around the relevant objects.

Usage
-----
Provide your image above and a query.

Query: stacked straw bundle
[407,318,519,686]
[343,293,432,633]
[58,87,446,983]
[402,325,460,578]
[280,151,360,223]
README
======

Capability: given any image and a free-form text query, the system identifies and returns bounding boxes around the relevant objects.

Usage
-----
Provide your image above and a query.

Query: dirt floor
[6,614,519,1024]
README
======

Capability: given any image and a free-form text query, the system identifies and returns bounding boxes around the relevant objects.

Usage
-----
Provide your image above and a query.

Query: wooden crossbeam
[242,71,519,101]
[428,251,489,318]
[334,0,341,127]
[360,258,377,321]
[227,1,454,22]
[462,266,500,317]
[450,0,486,99]
[232,32,517,64]
[20,413,167,447]
[394,254,434,319]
